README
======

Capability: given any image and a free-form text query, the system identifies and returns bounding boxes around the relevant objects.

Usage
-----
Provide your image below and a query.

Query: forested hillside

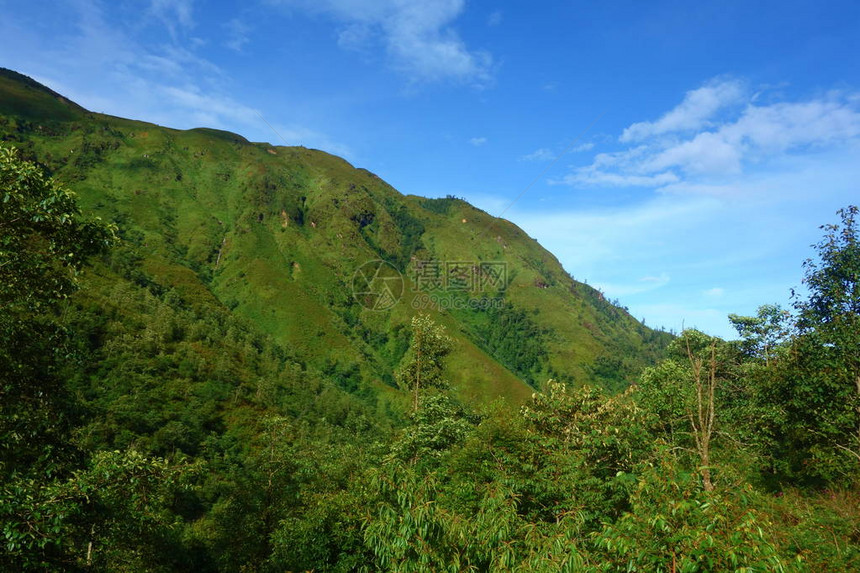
[0,68,671,400]
[2,68,860,571]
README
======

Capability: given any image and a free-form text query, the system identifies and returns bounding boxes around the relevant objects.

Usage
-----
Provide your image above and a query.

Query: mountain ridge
[0,67,672,404]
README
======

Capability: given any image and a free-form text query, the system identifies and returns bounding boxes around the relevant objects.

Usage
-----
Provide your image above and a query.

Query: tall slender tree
[397,315,453,412]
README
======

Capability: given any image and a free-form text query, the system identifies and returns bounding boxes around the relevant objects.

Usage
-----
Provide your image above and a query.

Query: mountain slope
[0,68,671,404]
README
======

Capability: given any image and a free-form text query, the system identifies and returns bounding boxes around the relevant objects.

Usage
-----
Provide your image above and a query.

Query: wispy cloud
[511,194,722,275]
[224,18,250,52]
[594,272,671,298]
[556,170,679,187]
[268,124,355,159]
[1,0,352,155]
[274,0,494,86]
[521,142,592,162]
[469,136,487,146]
[150,0,195,41]
[520,148,554,162]
[158,85,259,127]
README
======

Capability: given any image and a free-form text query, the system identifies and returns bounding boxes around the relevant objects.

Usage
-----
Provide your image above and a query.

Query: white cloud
[469,136,487,146]
[641,273,671,284]
[725,98,860,153]
[275,0,493,85]
[621,78,744,142]
[520,148,554,161]
[487,11,502,26]
[563,79,860,191]
[511,128,860,337]
[151,0,194,27]
[511,194,722,273]
[647,131,743,175]
[337,23,373,50]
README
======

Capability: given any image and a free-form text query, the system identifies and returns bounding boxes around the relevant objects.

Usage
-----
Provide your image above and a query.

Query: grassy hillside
[0,68,671,405]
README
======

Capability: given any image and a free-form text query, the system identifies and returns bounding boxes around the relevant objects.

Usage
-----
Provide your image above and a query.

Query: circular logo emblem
[352,260,404,311]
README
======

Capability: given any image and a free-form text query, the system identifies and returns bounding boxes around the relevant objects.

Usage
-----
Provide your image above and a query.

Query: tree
[387,394,475,466]
[0,145,115,475]
[683,332,718,492]
[0,146,115,312]
[796,205,860,411]
[729,304,792,366]
[796,205,860,334]
[637,330,733,492]
[591,449,786,573]
[397,315,453,412]
[787,205,860,476]
[0,146,117,569]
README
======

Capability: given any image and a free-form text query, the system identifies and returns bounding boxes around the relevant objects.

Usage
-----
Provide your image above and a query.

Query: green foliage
[1,474,81,570]
[364,407,590,572]
[764,487,860,571]
[475,301,550,388]
[591,451,787,572]
[397,315,454,411]
[637,330,733,444]
[637,358,693,442]
[0,143,114,478]
[796,205,860,336]
[419,196,459,215]
[67,449,194,571]
[729,304,793,365]
[0,145,115,310]
[522,381,654,527]
[1,437,193,571]
[384,197,425,269]
[755,206,860,483]
[387,394,476,465]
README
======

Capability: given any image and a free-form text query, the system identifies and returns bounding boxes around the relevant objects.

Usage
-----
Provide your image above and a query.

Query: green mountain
[0,67,670,405]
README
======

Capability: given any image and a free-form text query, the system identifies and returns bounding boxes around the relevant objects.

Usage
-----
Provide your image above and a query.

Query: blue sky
[3,0,859,338]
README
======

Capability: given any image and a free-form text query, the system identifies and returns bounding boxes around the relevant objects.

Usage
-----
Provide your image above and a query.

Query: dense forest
[3,140,860,571]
